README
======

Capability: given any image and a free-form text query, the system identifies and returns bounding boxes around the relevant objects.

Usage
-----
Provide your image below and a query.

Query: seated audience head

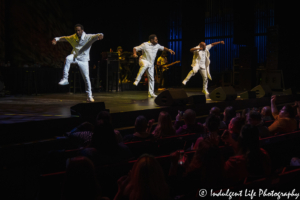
[184,109,196,125]
[223,106,236,124]
[226,117,244,144]
[154,111,175,137]
[205,114,221,133]
[261,106,272,118]
[62,156,101,200]
[248,111,262,126]
[242,108,251,119]
[228,117,244,135]
[126,154,169,200]
[210,107,221,116]
[158,111,172,126]
[279,105,296,119]
[91,123,118,152]
[96,111,111,125]
[135,115,148,133]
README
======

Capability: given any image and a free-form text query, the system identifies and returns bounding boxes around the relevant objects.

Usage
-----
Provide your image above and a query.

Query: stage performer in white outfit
[52,24,103,102]
[132,34,175,98]
[182,41,224,95]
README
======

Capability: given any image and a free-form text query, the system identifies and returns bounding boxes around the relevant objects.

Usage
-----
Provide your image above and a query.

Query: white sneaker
[58,78,69,85]
[133,81,138,86]
[202,89,209,95]
[148,93,157,98]
[182,80,187,85]
[87,96,94,102]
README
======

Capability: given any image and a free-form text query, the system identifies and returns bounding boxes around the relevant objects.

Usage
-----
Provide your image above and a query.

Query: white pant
[63,54,92,97]
[184,68,208,91]
[135,60,155,95]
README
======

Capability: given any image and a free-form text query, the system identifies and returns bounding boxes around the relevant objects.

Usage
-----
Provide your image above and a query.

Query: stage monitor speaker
[260,70,284,90]
[188,95,206,104]
[283,88,296,96]
[70,102,107,117]
[155,89,189,106]
[240,91,256,99]
[250,85,272,98]
[209,86,237,101]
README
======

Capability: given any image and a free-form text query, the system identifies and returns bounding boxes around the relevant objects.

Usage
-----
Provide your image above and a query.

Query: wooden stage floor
[0,88,286,124]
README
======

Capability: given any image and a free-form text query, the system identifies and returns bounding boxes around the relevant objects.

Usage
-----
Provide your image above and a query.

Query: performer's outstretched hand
[98,35,103,40]
[133,54,138,58]
[220,41,225,44]
[169,49,175,55]
[52,39,57,45]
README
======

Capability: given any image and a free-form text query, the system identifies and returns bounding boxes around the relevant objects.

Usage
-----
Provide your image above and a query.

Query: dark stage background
[0,0,298,92]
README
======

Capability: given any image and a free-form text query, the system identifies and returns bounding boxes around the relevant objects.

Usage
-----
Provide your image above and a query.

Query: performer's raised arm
[52,36,68,45]
[190,47,201,52]
[77,33,104,55]
[210,40,225,47]
[163,47,175,55]
[90,33,104,42]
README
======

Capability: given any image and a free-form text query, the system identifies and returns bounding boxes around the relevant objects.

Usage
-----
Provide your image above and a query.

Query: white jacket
[191,44,212,80]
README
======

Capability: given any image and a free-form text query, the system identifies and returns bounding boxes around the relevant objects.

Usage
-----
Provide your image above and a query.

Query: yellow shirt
[157,56,168,65]
[268,112,297,134]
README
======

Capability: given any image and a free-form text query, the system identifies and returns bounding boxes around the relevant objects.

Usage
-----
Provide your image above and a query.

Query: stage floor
[0,88,285,124]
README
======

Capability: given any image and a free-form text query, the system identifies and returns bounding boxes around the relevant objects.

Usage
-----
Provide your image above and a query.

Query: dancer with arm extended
[182,41,224,95]
[52,24,103,102]
[132,34,175,98]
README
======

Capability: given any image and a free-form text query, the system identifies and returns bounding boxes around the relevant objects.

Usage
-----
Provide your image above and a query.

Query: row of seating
[39,129,300,177]
[0,137,68,169]
[2,118,298,174]
[41,131,300,188]
[0,117,279,165]
[4,120,298,173]
[260,130,300,169]
[38,151,196,200]
[0,102,290,150]
[39,158,300,200]
[0,131,200,170]
[212,166,300,195]
[37,133,200,174]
